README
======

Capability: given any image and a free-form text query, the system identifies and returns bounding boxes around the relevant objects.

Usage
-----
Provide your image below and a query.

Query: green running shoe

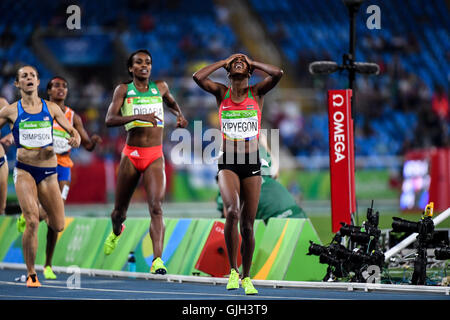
[150,257,167,275]
[226,269,240,290]
[103,224,125,255]
[43,266,57,280]
[17,214,26,233]
[241,277,258,295]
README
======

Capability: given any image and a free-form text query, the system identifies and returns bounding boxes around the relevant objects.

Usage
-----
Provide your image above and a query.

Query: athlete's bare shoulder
[154,79,168,87]
[114,83,129,95]
[44,99,60,111]
[44,99,56,107]
[116,82,129,90]
[154,80,169,95]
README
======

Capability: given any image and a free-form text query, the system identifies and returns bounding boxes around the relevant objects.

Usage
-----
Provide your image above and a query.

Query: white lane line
[0,280,315,300]
[0,294,103,300]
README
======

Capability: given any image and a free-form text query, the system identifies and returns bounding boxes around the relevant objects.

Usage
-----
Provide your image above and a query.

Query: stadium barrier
[0,216,325,281]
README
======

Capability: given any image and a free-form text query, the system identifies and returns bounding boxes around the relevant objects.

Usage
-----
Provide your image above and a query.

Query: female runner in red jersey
[193,53,283,294]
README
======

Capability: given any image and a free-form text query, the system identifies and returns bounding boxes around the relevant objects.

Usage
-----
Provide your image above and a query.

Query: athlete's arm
[105,84,161,127]
[0,103,14,130]
[156,81,188,128]
[244,56,283,96]
[73,113,102,151]
[192,59,230,101]
[0,98,8,108]
[0,133,14,148]
[48,101,81,148]
[0,99,13,147]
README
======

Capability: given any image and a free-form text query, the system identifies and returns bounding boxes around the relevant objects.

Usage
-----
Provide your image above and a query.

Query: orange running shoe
[26,274,41,288]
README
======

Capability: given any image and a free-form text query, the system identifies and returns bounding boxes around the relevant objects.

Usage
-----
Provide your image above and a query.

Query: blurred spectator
[0,60,17,79]
[390,34,408,52]
[179,34,196,59]
[271,21,289,48]
[208,35,226,59]
[0,82,15,103]
[215,1,230,25]
[277,101,303,150]
[431,84,449,121]
[82,77,105,108]
[138,13,155,33]
[415,103,448,148]
[0,27,15,48]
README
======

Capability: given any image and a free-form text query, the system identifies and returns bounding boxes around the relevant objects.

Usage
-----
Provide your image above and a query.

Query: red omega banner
[327,90,356,233]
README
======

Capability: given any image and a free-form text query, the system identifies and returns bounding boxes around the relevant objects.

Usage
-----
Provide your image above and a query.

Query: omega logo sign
[331,94,346,163]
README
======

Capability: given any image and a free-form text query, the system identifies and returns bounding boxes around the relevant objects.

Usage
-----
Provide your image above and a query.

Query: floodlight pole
[344,0,365,124]
[309,1,380,229]
[344,0,364,225]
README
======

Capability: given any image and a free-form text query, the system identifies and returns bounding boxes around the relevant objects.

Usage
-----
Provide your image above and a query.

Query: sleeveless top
[121,81,164,131]
[219,87,261,141]
[12,99,53,149]
[53,106,75,167]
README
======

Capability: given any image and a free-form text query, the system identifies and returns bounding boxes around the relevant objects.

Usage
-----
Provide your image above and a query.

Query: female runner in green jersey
[103,49,187,275]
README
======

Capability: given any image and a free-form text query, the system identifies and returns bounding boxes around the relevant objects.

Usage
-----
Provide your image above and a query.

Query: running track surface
[1,269,449,301]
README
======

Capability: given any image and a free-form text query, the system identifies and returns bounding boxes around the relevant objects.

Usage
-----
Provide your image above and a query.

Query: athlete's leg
[0,160,8,214]
[239,176,261,278]
[42,179,68,268]
[14,169,40,277]
[37,175,65,234]
[111,155,140,235]
[218,169,241,272]
[142,157,166,259]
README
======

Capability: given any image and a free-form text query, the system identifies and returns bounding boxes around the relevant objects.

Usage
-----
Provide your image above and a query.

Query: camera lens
[307,241,327,256]
[351,231,370,244]
[434,247,450,260]
[339,223,361,236]
[392,217,419,233]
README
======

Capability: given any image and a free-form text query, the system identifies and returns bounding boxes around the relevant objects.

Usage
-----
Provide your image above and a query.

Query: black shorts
[217,151,261,180]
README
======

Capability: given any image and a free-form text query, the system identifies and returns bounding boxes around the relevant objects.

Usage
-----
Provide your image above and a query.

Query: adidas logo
[128,90,136,95]
[130,150,140,157]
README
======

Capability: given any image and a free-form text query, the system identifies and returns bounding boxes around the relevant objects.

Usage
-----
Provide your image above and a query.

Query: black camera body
[307,201,384,283]
[434,247,450,260]
[392,216,435,244]
[390,209,450,285]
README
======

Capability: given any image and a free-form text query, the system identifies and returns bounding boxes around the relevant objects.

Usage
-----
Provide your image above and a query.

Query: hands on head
[224,53,254,74]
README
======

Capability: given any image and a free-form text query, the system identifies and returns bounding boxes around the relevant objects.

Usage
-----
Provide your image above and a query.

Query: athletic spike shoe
[103,224,125,255]
[150,257,167,275]
[226,269,240,290]
[26,274,41,288]
[241,277,258,295]
[43,266,57,280]
[17,214,26,233]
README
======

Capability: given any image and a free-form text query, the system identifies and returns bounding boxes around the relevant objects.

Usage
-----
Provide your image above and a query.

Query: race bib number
[132,97,164,127]
[53,128,71,154]
[221,110,259,140]
[19,121,53,148]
